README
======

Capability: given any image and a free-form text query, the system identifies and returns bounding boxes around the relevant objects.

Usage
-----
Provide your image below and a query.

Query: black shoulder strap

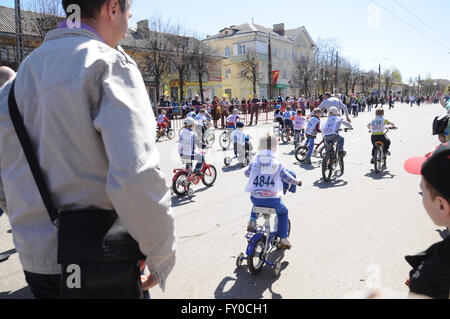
[7,80,59,224]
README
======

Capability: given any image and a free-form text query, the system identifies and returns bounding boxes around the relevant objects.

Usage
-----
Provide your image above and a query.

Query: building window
[8,47,15,62]
[291,51,295,61]
[282,50,286,60]
[240,69,246,78]
[238,43,247,55]
[272,47,277,58]
[0,48,7,61]
[225,69,231,79]
[225,47,230,58]
[282,70,287,80]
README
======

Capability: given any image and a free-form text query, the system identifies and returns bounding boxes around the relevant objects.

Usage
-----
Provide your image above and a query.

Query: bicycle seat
[252,206,277,216]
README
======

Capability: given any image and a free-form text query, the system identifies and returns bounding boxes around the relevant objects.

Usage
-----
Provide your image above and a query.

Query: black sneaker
[194,169,202,177]
[339,151,347,157]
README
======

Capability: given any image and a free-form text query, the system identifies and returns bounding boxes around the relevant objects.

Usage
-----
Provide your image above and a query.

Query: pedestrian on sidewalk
[0,0,175,299]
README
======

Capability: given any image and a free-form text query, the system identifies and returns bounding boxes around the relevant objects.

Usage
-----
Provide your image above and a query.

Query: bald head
[0,66,16,87]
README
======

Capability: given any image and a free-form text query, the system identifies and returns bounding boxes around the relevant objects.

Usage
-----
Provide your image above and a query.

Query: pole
[14,0,24,68]
[268,31,273,103]
[335,51,339,94]
[378,64,381,97]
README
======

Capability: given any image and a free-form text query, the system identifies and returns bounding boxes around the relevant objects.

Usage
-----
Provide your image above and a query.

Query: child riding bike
[231,122,254,167]
[367,107,396,164]
[322,107,353,157]
[293,109,307,146]
[303,108,322,164]
[157,110,170,136]
[245,133,302,249]
[227,108,240,129]
[178,117,207,176]
[283,106,295,135]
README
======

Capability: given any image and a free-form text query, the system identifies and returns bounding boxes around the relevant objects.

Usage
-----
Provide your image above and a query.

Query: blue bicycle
[236,207,291,277]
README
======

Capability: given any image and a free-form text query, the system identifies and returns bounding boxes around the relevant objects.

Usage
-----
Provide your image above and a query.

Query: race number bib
[322,117,338,136]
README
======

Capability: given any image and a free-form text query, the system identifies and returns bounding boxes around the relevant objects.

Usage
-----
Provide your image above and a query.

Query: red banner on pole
[272,70,280,87]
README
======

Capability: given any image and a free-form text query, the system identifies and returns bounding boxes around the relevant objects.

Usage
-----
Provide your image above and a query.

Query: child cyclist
[274,105,284,128]
[322,107,353,157]
[231,122,254,167]
[227,108,240,129]
[367,107,396,164]
[157,110,170,136]
[178,117,207,176]
[283,106,295,134]
[293,109,307,146]
[303,109,322,164]
[245,133,302,249]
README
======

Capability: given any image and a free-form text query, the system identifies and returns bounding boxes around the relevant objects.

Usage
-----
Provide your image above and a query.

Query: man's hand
[297,180,302,187]
[346,116,352,123]
[140,261,158,291]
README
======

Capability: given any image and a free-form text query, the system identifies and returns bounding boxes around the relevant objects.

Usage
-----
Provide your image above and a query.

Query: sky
[1,0,449,82]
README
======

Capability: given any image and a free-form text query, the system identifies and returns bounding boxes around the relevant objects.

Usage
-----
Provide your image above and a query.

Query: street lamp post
[268,30,273,103]
[14,0,24,68]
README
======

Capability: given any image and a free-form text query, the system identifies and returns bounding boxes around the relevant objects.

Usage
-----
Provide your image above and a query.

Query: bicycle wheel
[248,236,266,274]
[202,165,217,187]
[338,154,344,175]
[203,131,215,146]
[281,130,289,144]
[322,153,333,182]
[167,129,175,140]
[172,172,189,197]
[219,132,230,150]
[374,146,383,173]
[295,146,309,162]
[319,145,326,158]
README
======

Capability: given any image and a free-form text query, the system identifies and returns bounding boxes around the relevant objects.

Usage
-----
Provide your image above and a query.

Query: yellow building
[203,22,316,100]
[121,20,224,106]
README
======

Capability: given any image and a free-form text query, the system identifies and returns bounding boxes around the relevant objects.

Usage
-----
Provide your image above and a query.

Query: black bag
[432,114,450,136]
[8,81,146,299]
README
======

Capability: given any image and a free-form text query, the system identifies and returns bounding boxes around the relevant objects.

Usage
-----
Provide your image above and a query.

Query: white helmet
[328,107,339,116]
[184,117,195,126]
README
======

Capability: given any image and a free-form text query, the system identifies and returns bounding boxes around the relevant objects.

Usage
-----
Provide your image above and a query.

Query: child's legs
[306,137,315,158]
[250,196,289,239]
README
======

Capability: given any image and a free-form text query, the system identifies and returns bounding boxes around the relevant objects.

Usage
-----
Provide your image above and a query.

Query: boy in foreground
[403,143,450,299]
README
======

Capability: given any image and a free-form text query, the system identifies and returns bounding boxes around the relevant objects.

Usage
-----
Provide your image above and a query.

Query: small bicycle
[280,125,294,144]
[370,127,397,174]
[236,207,291,277]
[156,126,175,142]
[321,128,352,182]
[219,127,234,151]
[224,137,254,168]
[295,134,326,162]
[172,154,217,197]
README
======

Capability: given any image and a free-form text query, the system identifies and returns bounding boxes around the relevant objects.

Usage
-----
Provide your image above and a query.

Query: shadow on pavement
[171,186,209,208]
[0,286,33,299]
[214,250,288,299]
[293,161,320,171]
[364,170,395,180]
[222,165,245,173]
[313,178,348,189]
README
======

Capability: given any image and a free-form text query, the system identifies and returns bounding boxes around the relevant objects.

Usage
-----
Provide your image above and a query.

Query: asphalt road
[0,102,447,299]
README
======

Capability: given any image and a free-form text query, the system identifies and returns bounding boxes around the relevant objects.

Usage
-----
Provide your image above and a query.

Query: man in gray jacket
[0,0,175,298]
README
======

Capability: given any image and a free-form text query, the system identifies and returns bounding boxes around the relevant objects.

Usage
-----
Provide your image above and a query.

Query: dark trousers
[371,135,391,157]
[249,106,259,125]
[24,271,61,299]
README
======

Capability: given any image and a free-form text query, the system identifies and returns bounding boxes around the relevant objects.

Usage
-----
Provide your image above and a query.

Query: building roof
[0,5,62,38]
[205,22,316,48]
